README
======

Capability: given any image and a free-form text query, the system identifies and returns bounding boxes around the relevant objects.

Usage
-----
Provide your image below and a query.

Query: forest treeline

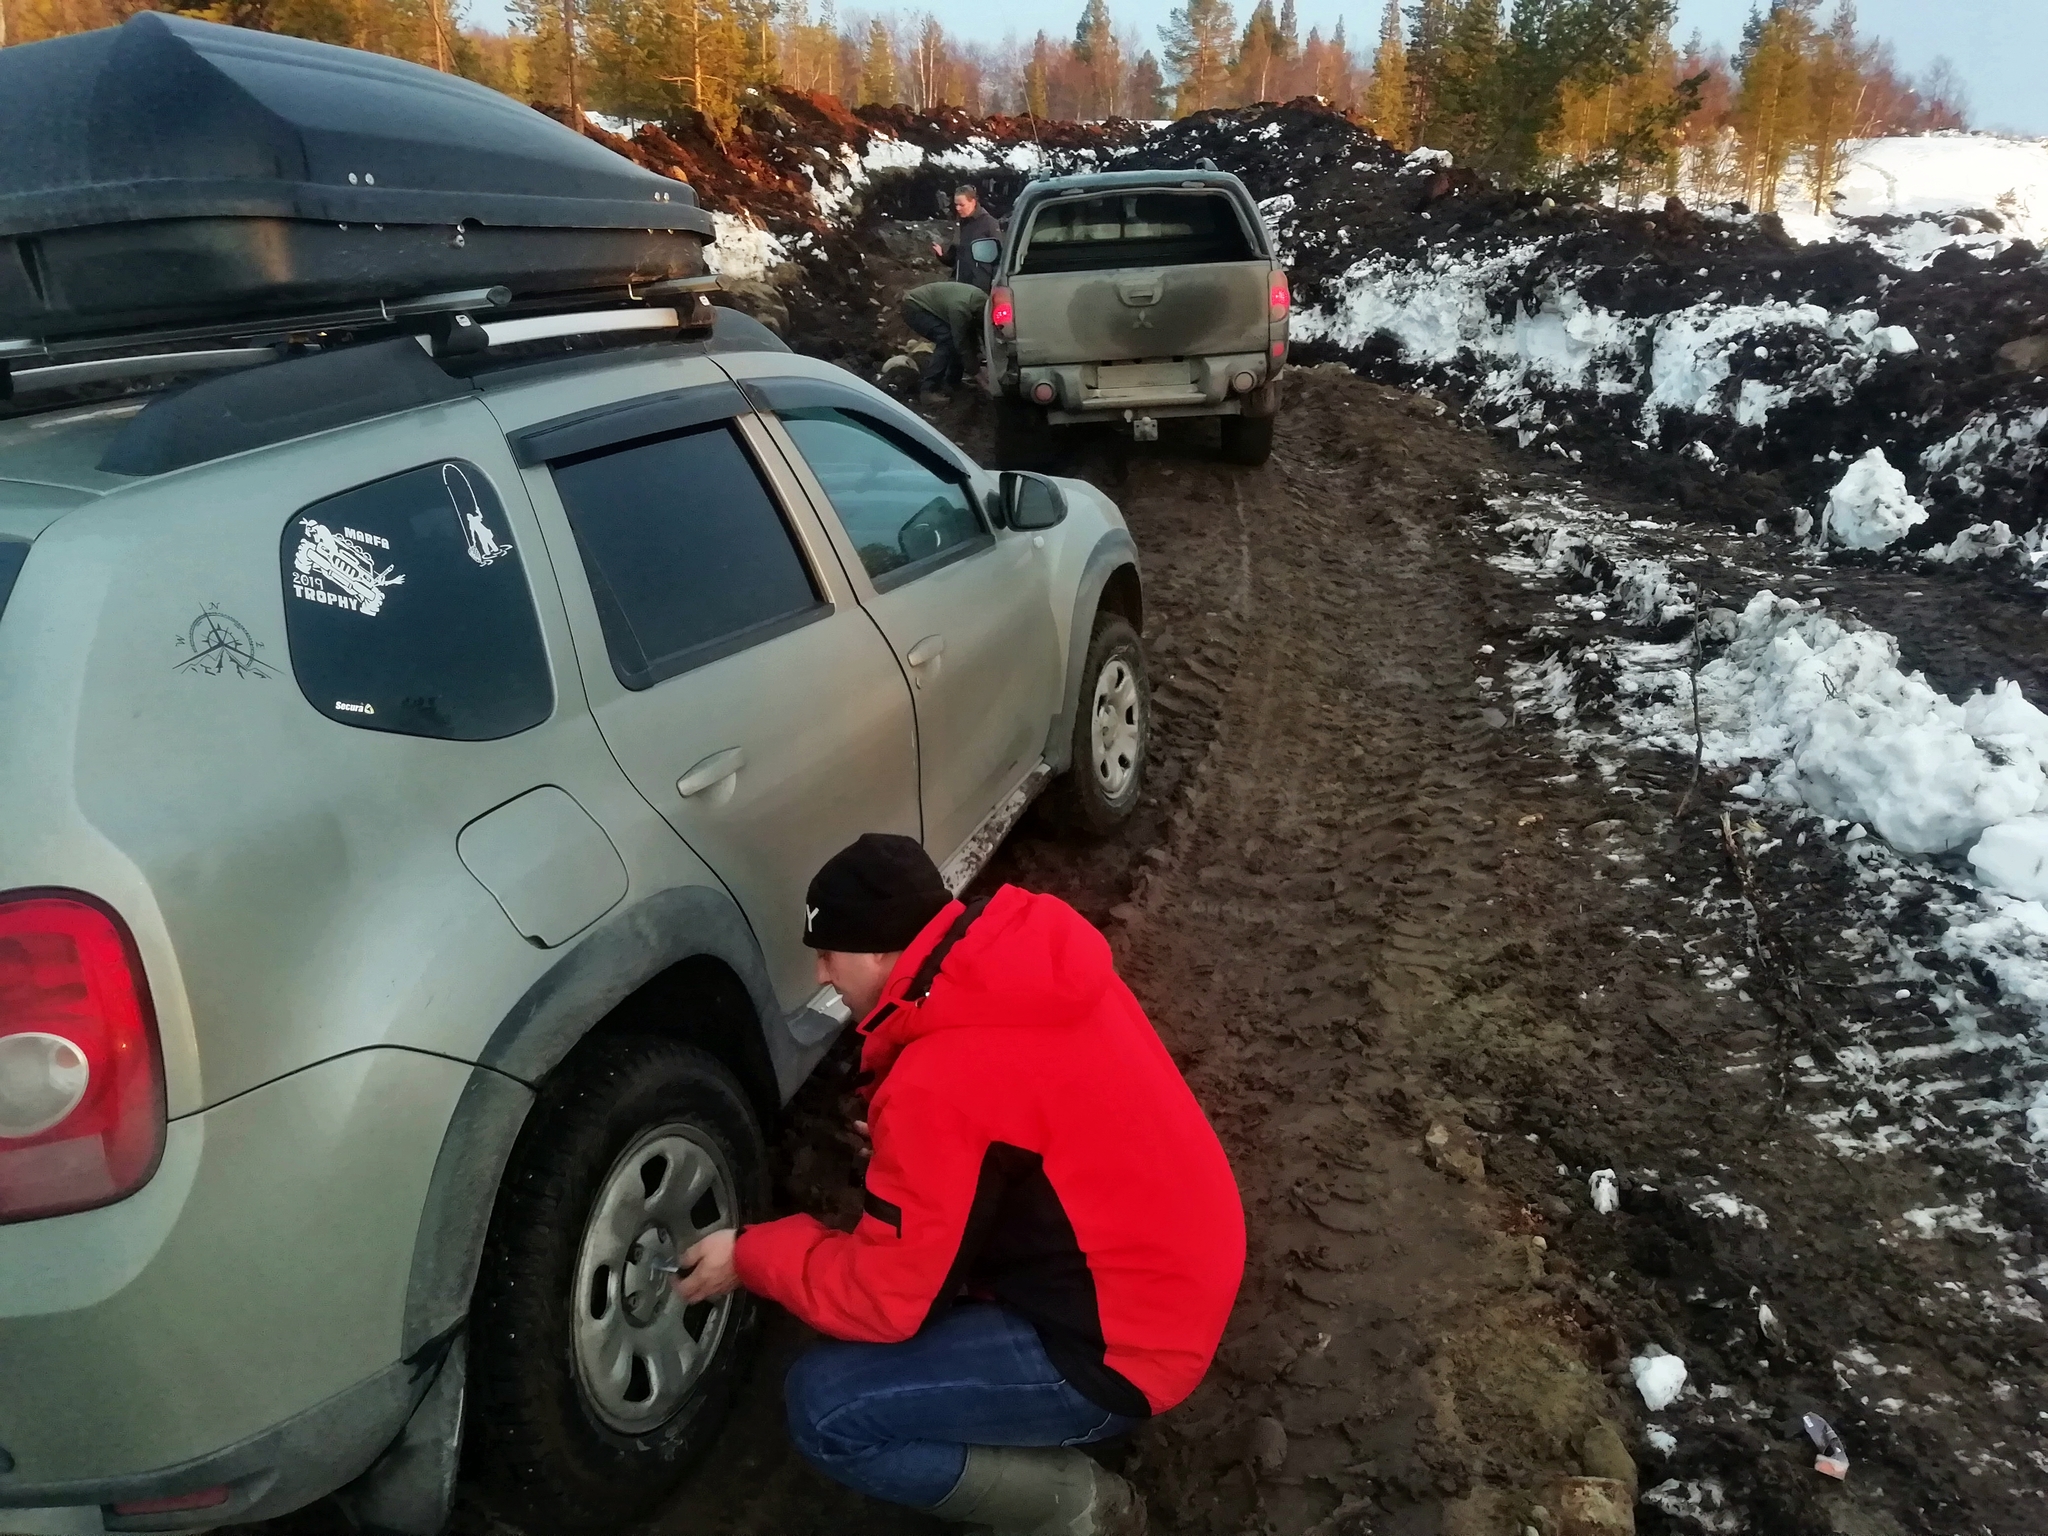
[2,0,1971,209]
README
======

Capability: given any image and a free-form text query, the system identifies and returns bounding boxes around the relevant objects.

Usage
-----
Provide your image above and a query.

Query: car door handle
[677,747,746,798]
[905,635,945,668]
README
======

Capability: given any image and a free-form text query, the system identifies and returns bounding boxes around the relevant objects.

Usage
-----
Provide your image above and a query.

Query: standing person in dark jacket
[934,184,1002,290]
[900,281,987,403]
[677,834,1245,1536]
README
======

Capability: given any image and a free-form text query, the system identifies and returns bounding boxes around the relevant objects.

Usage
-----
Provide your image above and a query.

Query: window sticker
[446,463,511,568]
[291,519,405,616]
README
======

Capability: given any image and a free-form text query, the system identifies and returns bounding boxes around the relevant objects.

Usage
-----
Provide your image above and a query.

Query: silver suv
[0,312,1148,1535]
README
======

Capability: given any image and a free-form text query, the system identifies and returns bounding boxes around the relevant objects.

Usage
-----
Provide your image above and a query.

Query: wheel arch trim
[1044,531,1142,775]
[400,884,782,1359]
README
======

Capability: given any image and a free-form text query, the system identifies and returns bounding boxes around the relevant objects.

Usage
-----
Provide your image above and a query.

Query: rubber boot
[927,1446,1147,1536]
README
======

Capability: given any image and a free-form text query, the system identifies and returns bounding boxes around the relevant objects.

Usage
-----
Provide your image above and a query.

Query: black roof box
[0,14,715,345]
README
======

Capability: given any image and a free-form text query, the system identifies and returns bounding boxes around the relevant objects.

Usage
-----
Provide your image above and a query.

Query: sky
[463,0,2048,138]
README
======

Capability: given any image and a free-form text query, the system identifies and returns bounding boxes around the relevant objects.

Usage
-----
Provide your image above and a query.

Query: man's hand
[931,240,944,259]
[675,1228,740,1304]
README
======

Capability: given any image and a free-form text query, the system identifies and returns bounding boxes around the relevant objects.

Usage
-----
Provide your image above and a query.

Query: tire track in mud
[1104,372,1630,1534]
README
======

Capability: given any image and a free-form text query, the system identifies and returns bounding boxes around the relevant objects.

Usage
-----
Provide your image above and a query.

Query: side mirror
[1001,471,1067,531]
[969,238,1001,265]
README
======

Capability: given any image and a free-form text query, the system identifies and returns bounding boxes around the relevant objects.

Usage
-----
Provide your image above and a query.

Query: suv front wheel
[1049,612,1151,836]
[468,1037,767,1531]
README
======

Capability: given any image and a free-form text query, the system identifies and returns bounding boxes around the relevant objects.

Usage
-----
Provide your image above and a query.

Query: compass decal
[174,604,276,679]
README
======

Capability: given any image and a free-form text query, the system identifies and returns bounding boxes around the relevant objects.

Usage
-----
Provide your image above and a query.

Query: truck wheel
[994,395,1055,470]
[468,1038,766,1532]
[1220,412,1276,466]
[1049,613,1151,837]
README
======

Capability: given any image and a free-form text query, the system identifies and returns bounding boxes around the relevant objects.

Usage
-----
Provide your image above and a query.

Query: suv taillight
[0,893,164,1223]
[1269,270,1291,321]
[990,286,1015,337]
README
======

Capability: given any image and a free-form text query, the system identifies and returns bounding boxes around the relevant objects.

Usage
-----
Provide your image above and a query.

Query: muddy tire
[994,394,1056,470]
[1220,411,1276,466]
[1048,613,1151,837]
[467,1038,766,1533]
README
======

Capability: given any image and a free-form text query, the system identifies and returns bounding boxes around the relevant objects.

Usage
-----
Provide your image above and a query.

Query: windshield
[1014,189,1260,275]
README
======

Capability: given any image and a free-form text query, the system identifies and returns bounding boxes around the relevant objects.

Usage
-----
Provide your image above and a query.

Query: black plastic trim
[0,539,27,622]
[98,339,471,477]
[512,380,749,467]
[738,376,979,479]
[613,600,831,693]
[871,531,995,594]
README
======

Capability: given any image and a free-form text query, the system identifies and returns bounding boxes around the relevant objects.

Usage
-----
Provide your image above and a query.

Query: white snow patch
[1688,1191,1770,1228]
[704,212,789,281]
[1632,1350,1688,1411]
[1971,817,2048,901]
[1822,447,1928,550]
[1295,248,1920,448]
[1405,146,1453,169]
[1589,1167,1619,1213]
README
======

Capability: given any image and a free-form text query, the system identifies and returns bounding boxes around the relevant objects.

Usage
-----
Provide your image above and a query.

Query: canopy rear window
[1014,190,1260,274]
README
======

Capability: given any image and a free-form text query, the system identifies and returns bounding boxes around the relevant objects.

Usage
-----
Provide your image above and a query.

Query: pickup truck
[975,167,1290,467]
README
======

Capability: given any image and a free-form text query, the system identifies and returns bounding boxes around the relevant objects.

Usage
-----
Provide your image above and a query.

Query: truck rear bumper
[1022,351,1274,418]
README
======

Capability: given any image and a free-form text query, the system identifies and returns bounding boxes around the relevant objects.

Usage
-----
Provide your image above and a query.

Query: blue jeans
[784,1303,1136,1509]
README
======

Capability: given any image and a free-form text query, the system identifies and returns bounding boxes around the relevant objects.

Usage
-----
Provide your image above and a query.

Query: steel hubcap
[1091,654,1142,801]
[572,1125,736,1434]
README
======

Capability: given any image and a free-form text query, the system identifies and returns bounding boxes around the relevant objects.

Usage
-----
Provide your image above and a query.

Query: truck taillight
[0,893,163,1223]
[1269,270,1291,320]
[990,287,1015,336]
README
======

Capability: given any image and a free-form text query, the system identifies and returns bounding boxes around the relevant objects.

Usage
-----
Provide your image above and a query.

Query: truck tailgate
[1010,260,1271,366]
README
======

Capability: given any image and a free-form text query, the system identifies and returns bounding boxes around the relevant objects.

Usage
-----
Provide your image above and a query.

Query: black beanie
[804,833,950,953]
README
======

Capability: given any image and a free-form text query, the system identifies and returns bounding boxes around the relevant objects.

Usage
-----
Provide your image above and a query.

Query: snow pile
[1632,1350,1688,1411]
[1497,496,2048,862]
[1680,593,2048,856]
[1922,406,2048,502]
[1295,248,1920,450]
[1780,134,2048,270]
[704,211,790,280]
[1822,447,1928,550]
[1970,817,2048,901]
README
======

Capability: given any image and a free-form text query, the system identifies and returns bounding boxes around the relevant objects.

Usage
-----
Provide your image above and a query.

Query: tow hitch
[1124,410,1159,442]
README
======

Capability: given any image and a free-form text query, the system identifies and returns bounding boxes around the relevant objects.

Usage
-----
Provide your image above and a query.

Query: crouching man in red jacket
[677,834,1245,1534]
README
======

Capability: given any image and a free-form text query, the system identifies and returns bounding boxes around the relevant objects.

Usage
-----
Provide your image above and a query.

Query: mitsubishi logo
[1129,310,1153,328]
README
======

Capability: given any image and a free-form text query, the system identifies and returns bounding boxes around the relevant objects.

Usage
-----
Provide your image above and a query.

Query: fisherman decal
[445,462,511,568]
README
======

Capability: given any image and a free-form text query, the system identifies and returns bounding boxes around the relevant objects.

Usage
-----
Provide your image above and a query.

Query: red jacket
[735,885,1245,1417]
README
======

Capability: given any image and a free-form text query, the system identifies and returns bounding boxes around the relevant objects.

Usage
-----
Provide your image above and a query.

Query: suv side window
[280,460,552,740]
[550,420,826,690]
[776,407,988,588]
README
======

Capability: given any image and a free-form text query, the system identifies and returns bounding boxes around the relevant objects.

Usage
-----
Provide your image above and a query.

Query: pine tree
[1734,0,1811,208]
[1434,0,1501,157]
[857,14,894,103]
[1024,29,1054,115]
[1362,0,1409,146]
[1233,0,1282,103]
[1073,0,1123,117]
[1404,0,1454,141]
[1074,0,1109,59]
[1159,0,1236,113]
[1128,48,1169,116]
[1803,0,1868,212]
[1275,0,1299,93]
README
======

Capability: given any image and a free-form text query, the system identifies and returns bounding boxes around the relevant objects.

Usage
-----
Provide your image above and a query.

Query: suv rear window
[1014,190,1259,274]
[280,461,553,740]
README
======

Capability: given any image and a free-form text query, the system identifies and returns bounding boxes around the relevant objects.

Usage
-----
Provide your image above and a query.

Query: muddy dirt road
[259,369,2047,1536]
[652,369,2048,1536]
